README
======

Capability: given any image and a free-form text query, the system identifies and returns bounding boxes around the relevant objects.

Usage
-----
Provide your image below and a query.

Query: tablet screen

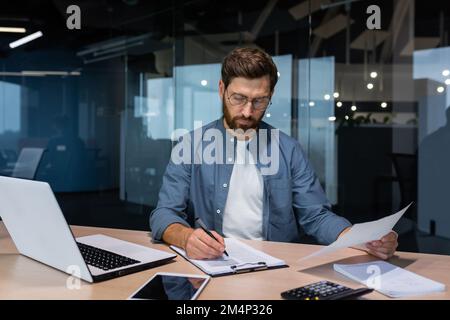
[130,274,209,300]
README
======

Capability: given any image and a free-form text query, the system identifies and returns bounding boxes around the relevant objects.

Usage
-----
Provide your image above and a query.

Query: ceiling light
[324,94,331,100]
[370,71,378,78]
[443,70,450,77]
[201,80,208,86]
[333,92,339,98]
[0,27,26,33]
[381,102,388,108]
[367,83,374,90]
[309,101,315,107]
[328,116,336,122]
[9,31,43,49]
[437,86,445,93]
[336,101,343,107]
[445,79,450,86]
[345,115,349,120]
[351,105,357,111]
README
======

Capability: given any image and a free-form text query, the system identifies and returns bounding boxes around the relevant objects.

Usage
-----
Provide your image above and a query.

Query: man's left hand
[339,228,399,260]
[364,231,398,260]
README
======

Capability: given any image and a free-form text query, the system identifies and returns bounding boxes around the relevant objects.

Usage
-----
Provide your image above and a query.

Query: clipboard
[170,238,288,277]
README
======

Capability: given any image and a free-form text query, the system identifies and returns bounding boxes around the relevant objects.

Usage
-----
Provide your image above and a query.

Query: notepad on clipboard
[170,238,288,277]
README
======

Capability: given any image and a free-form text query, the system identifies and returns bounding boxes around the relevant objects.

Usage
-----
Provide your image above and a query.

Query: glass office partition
[413,47,450,238]
[1,0,450,254]
[174,63,222,131]
[122,73,174,207]
[174,55,292,132]
[298,56,336,203]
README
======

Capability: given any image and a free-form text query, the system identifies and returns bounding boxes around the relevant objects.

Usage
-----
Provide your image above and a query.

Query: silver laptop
[0,176,176,283]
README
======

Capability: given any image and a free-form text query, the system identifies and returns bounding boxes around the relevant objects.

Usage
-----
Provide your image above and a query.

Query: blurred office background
[0,0,449,255]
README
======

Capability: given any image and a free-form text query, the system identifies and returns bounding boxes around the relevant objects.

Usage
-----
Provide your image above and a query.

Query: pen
[195,217,229,257]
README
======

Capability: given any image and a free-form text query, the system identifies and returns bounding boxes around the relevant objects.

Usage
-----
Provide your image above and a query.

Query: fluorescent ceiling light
[20,71,46,77]
[30,71,69,76]
[0,27,26,33]
[21,70,81,77]
[9,31,43,49]
[0,70,81,77]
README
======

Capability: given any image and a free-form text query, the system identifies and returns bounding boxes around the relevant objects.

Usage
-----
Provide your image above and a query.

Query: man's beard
[222,97,264,131]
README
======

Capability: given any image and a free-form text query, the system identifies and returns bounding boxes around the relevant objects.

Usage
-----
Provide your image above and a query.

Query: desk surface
[1,222,449,300]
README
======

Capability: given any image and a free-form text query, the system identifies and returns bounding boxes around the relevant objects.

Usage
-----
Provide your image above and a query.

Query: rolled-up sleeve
[291,142,351,244]
[149,158,192,241]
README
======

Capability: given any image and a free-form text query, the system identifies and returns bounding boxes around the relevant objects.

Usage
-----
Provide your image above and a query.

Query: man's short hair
[221,47,278,93]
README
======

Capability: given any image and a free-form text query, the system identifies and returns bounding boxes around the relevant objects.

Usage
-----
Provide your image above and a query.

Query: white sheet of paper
[298,203,412,262]
[333,260,446,298]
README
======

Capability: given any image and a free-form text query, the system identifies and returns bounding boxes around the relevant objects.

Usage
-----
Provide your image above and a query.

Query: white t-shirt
[222,140,264,240]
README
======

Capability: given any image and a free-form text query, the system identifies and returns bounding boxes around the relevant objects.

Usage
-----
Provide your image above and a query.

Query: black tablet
[128,272,210,300]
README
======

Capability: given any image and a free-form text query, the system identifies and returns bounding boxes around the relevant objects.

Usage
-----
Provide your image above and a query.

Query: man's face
[219,76,271,131]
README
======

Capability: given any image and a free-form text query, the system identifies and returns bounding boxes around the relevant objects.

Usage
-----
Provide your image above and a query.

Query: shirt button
[216,209,221,214]
[223,183,228,188]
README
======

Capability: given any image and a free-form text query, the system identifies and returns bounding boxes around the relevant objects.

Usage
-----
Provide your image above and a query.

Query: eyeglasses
[226,91,272,111]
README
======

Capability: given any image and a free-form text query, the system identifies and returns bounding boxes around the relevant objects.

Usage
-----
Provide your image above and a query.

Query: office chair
[374,152,418,252]
[390,153,417,221]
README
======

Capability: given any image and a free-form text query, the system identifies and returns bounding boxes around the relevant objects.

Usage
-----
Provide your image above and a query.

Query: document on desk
[170,238,287,277]
[298,203,413,262]
[334,260,446,298]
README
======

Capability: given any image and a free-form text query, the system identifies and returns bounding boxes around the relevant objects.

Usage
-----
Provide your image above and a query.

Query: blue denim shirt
[149,118,351,244]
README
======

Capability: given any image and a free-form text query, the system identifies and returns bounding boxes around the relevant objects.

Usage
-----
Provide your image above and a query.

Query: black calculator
[281,280,373,300]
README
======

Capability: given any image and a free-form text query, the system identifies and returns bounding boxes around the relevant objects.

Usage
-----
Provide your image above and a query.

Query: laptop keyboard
[77,242,141,271]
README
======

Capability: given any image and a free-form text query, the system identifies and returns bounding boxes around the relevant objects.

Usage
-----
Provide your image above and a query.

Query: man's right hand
[185,228,226,260]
